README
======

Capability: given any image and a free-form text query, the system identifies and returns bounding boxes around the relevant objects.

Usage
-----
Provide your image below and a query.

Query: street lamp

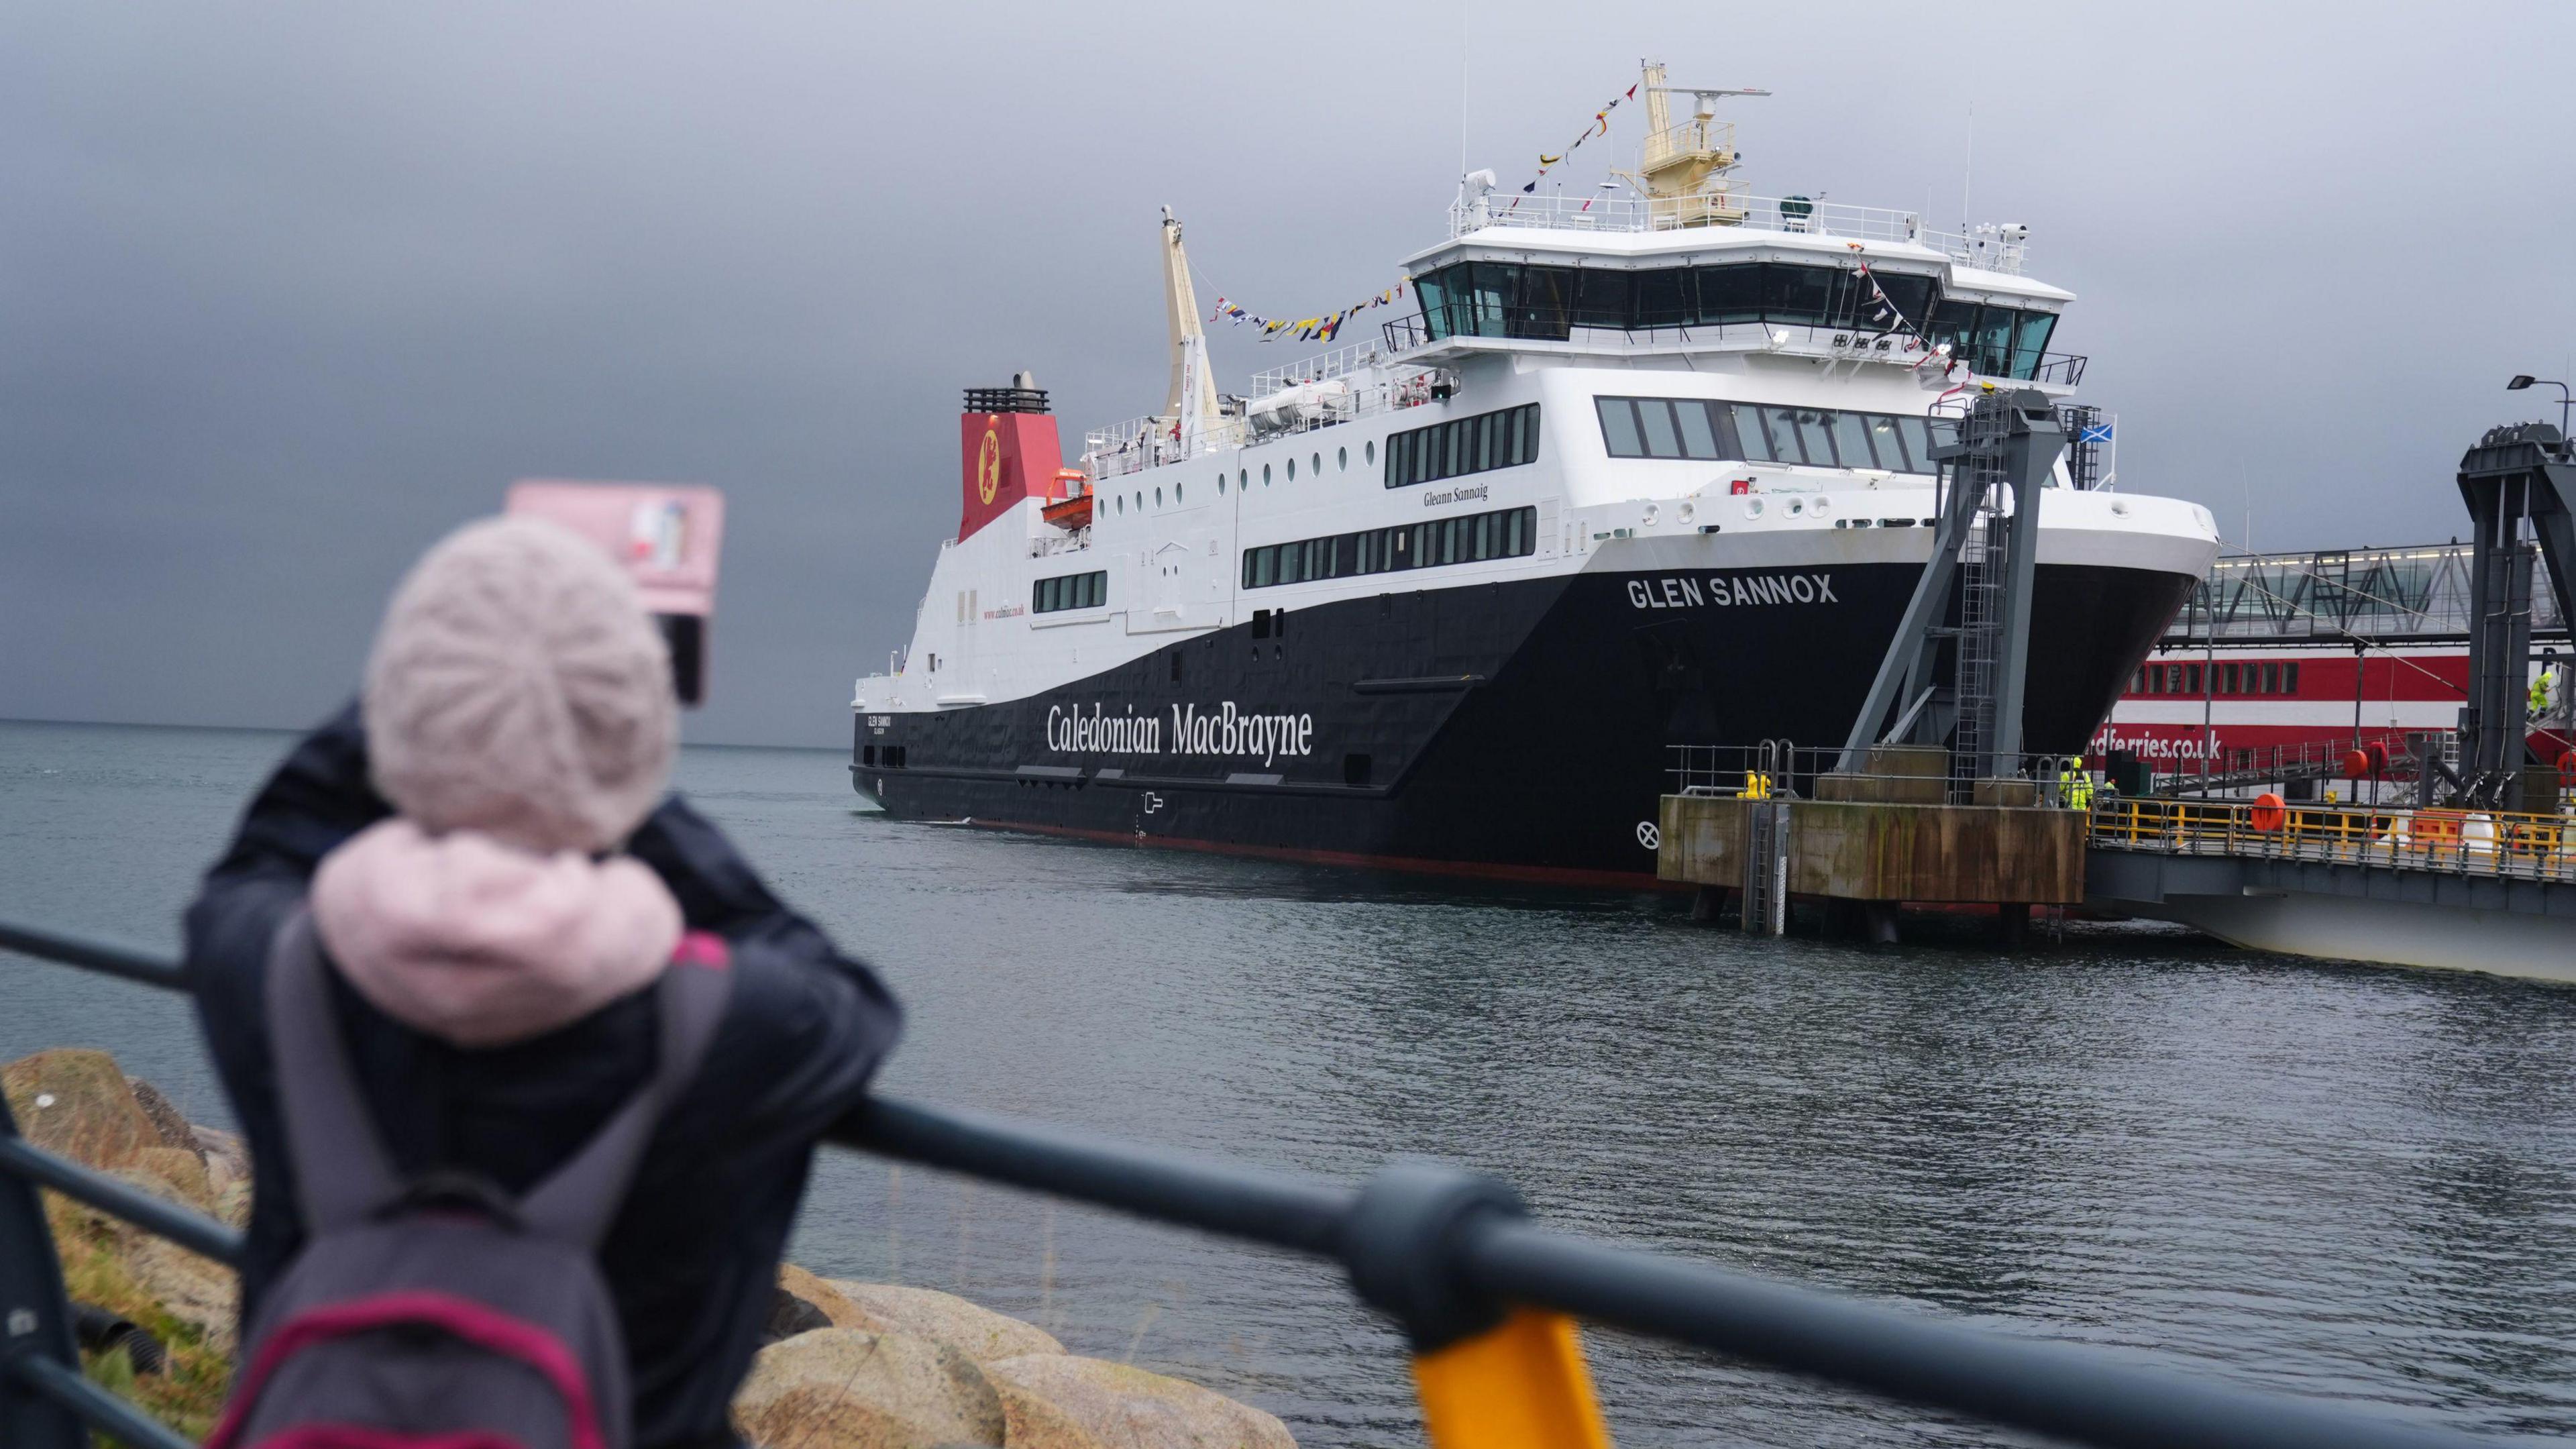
[2506,374,2572,435]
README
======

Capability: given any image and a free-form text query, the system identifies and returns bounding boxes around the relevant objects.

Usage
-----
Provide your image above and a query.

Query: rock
[981,1356,1295,1449]
[766,1287,833,1344]
[822,1281,1065,1363]
[781,1261,861,1327]
[121,1148,216,1215]
[4,1049,160,1171]
[734,1328,1005,1449]
[192,1124,250,1197]
[125,1076,200,1155]
[124,1234,237,1348]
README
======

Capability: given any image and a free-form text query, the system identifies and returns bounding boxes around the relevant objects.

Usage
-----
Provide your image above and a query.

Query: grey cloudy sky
[5,1,2571,747]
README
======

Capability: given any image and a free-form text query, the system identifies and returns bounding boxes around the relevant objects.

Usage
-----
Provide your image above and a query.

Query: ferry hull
[853,562,2194,883]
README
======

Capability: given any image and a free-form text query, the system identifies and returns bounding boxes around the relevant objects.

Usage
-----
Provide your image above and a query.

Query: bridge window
[1033,570,1107,613]
[1413,261,1951,341]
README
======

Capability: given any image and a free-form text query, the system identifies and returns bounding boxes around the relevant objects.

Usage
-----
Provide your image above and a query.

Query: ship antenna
[1455,0,1469,199]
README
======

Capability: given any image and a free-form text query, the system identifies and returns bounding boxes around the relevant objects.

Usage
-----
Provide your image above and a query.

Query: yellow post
[1411,1309,1613,1449]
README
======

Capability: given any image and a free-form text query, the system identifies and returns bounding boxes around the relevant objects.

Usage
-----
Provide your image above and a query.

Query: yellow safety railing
[2088,796,2576,885]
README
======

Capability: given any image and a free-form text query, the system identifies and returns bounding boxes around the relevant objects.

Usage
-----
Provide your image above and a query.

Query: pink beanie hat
[362,516,678,855]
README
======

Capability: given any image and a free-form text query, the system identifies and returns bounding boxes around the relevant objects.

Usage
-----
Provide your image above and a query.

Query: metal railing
[1250,341,1395,396]
[1456,191,1928,246]
[1450,193,2034,274]
[1380,307,2085,386]
[1669,743,2098,808]
[2088,797,2576,884]
[2164,542,2569,645]
[0,915,2507,1449]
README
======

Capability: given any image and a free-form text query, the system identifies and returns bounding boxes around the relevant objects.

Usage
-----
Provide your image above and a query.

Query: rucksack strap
[266,908,407,1232]
[267,909,737,1246]
[515,932,734,1249]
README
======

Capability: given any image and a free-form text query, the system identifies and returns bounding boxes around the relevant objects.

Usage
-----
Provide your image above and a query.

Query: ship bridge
[1389,193,2082,387]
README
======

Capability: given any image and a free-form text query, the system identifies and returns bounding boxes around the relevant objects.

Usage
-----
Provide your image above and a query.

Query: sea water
[4,719,2573,1446]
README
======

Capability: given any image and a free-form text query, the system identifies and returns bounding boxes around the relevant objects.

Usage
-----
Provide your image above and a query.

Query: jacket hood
[309,818,682,1048]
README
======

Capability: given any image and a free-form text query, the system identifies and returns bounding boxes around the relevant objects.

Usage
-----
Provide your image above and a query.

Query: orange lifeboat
[1041,468,1093,529]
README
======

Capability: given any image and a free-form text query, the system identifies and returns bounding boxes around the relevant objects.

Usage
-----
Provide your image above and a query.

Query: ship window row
[1032,570,1107,613]
[1385,404,1540,488]
[2133,662,2301,696]
[1412,261,2061,380]
[1243,505,1538,589]
[1597,397,1941,474]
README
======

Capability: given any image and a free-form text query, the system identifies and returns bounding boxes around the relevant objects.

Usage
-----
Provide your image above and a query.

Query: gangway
[2085,796,2575,978]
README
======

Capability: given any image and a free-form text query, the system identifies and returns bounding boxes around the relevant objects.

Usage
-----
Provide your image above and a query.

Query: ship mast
[1620,58,1768,228]
[1158,206,1221,449]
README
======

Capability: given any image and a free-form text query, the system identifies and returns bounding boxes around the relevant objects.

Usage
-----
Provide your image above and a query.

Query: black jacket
[186,706,901,1449]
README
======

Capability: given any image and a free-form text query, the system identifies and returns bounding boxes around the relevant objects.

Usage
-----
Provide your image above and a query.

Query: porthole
[1366,441,1378,464]
[1155,486,1164,506]
[1785,498,1806,517]
[1287,458,1297,481]
[1263,464,1272,485]
[1642,503,1660,527]
[1239,469,1248,488]
[1218,474,1228,494]
[1175,484,1184,503]
[1744,498,1764,519]
[1337,446,1348,472]
[1116,496,1126,515]
[1134,492,1142,512]
[1811,496,1829,515]
[1678,502,1696,525]
[1311,452,1322,476]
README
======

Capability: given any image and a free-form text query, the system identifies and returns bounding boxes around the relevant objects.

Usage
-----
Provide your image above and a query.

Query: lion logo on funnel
[976,425,1003,506]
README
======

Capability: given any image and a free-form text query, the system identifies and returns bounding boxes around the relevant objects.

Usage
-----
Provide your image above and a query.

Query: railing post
[0,1093,91,1449]
[1340,1163,1613,1449]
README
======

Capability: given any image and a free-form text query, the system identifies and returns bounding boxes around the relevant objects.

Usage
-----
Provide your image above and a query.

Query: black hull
[852,564,2192,884]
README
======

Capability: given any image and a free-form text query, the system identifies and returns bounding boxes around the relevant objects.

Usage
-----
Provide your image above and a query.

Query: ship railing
[2087,796,2576,883]
[1667,743,2100,808]
[0,921,2510,1448]
[1381,307,2084,386]
[1249,340,1395,395]
[1081,415,1250,480]
[1453,191,1934,249]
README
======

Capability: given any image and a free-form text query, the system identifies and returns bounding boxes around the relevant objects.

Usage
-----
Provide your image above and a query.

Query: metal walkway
[2164,541,2567,647]
[2085,797,2576,977]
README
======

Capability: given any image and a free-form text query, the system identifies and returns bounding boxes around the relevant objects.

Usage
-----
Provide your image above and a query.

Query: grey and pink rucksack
[207,910,733,1449]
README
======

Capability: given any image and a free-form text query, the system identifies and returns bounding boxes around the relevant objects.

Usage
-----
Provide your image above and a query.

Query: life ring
[2249,792,2287,833]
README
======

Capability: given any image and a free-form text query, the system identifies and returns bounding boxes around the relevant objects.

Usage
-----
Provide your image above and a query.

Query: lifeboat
[1042,469,1093,531]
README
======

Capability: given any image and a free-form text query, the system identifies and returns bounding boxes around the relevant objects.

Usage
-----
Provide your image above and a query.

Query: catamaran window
[1384,403,1541,488]
[1032,570,1107,613]
[1242,504,1538,589]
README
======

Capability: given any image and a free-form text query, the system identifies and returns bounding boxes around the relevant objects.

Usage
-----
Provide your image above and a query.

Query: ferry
[849,62,2221,884]
[2096,543,2573,790]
